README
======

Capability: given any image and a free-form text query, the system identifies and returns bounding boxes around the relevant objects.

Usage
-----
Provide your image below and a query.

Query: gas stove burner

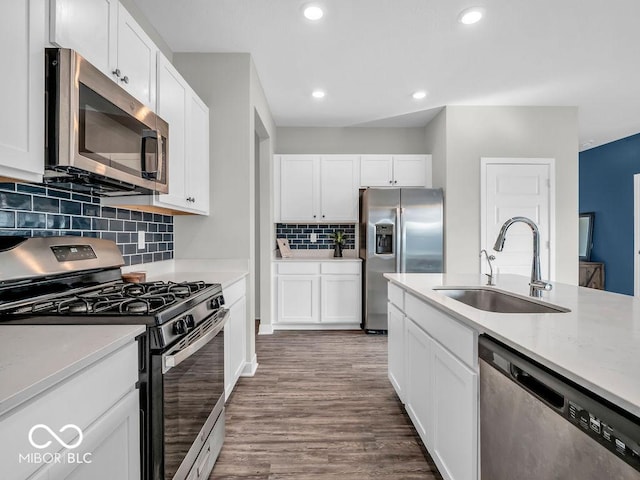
[123,283,145,296]
[67,300,90,314]
[168,285,191,298]
[121,299,149,314]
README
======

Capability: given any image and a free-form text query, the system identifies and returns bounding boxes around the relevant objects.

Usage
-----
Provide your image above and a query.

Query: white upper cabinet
[115,5,156,108]
[319,155,359,222]
[156,53,187,208]
[106,53,210,214]
[185,92,210,214]
[50,0,117,75]
[50,0,157,109]
[279,155,318,222]
[277,155,359,223]
[360,154,432,187]
[359,155,393,186]
[0,0,45,183]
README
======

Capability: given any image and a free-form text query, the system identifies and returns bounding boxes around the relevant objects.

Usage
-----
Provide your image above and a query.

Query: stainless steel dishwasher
[479,335,640,479]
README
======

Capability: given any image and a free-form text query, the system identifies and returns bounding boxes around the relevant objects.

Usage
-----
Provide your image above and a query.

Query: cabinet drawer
[388,283,404,310]
[321,262,361,274]
[223,277,246,306]
[405,293,476,368]
[277,262,321,275]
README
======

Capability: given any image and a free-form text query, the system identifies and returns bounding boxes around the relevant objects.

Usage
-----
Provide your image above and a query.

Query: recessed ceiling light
[458,7,484,25]
[412,91,427,100]
[312,90,326,99]
[303,5,324,21]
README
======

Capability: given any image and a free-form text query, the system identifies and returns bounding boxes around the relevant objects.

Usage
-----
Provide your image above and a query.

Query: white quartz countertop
[0,324,145,416]
[147,271,247,288]
[384,273,640,417]
[122,259,249,288]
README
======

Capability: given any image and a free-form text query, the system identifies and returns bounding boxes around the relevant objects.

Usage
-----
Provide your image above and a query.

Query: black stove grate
[3,281,212,316]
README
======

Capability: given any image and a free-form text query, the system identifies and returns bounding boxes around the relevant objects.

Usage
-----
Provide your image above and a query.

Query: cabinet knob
[112,68,121,78]
[394,180,397,184]
[120,75,129,84]
[313,215,317,218]
[322,215,325,218]
[389,180,393,184]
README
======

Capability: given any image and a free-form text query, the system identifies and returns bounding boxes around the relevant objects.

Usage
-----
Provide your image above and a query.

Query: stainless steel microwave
[45,48,168,195]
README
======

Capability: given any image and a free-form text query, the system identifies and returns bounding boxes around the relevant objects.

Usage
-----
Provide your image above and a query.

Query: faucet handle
[530,280,552,291]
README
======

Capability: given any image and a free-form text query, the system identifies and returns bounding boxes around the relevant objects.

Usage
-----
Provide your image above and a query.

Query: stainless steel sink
[433,287,570,314]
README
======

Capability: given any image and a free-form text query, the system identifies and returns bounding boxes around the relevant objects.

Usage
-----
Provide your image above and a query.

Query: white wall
[172,53,252,261]
[424,109,447,190]
[276,127,428,153]
[172,52,277,364]
[432,106,579,284]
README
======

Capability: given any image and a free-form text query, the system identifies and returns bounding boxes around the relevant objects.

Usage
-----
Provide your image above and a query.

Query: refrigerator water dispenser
[375,224,394,254]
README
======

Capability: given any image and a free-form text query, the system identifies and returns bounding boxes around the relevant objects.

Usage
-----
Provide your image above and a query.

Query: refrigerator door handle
[400,207,407,273]
[396,207,402,273]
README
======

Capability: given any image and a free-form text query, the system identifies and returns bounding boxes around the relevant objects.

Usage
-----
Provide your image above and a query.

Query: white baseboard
[272,323,362,331]
[240,355,258,376]
[258,323,274,335]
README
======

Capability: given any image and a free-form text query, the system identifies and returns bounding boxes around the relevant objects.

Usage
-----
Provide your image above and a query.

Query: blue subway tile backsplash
[0,183,173,267]
[276,223,356,250]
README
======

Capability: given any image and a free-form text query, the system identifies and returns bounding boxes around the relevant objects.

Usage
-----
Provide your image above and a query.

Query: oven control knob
[219,295,225,306]
[210,297,220,309]
[184,315,195,330]
[173,319,187,335]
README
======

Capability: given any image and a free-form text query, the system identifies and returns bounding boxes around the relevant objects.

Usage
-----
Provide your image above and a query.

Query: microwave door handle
[141,129,159,180]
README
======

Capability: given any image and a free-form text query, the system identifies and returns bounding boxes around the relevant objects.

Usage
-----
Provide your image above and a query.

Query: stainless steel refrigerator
[360,188,444,331]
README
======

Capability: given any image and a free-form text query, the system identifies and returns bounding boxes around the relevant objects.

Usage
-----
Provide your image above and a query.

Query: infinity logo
[28,424,83,450]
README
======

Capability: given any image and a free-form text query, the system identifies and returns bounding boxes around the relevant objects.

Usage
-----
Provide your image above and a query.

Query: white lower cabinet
[320,275,360,323]
[388,286,478,480]
[274,260,361,329]
[404,317,434,449]
[30,390,140,480]
[1,341,140,480]
[387,303,405,402]
[277,275,320,324]
[224,277,247,400]
[431,341,478,480]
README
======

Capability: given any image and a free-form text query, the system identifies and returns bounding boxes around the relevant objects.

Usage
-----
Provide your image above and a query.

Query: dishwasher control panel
[568,400,640,471]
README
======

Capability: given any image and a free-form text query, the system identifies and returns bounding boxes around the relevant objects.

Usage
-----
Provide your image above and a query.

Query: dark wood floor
[210,329,443,480]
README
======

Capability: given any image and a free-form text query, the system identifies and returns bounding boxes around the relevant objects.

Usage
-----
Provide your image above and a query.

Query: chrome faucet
[493,216,552,297]
[479,249,496,286]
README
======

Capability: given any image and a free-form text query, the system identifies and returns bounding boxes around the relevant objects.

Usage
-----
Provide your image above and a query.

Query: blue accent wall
[579,133,640,295]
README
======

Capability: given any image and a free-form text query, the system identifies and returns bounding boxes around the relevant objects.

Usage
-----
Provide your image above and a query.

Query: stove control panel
[50,245,97,262]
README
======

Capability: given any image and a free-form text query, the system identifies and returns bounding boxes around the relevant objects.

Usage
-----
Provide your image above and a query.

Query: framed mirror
[579,212,595,261]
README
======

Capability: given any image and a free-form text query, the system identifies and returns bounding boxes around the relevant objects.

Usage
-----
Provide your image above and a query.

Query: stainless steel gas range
[0,236,227,480]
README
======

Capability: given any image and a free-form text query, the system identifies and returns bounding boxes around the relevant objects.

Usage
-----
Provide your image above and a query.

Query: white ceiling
[132,0,640,150]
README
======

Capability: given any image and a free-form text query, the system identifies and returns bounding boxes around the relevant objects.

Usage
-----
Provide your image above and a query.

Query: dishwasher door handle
[511,365,565,409]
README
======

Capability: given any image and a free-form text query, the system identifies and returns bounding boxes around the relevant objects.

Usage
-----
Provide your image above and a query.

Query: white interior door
[481,158,555,280]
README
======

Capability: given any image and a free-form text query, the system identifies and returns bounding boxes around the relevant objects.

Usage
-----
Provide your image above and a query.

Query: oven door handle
[162,310,229,374]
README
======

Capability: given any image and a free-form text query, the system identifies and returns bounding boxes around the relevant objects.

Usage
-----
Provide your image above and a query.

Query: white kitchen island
[384,273,640,480]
